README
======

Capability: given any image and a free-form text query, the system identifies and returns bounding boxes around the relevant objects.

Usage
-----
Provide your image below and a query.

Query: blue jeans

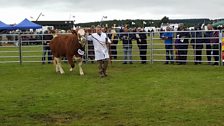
[123,47,132,63]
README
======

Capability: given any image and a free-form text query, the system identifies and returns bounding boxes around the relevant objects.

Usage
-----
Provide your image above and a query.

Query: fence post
[150,32,153,64]
[18,33,22,65]
[219,30,223,66]
[85,41,89,64]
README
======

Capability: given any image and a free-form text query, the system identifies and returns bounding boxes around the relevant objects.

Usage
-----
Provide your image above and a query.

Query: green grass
[0,62,224,126]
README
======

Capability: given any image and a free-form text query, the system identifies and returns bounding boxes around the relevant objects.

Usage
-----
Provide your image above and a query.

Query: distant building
[160,23,179,31]
[33,21,75,30]
[144,27,156,32]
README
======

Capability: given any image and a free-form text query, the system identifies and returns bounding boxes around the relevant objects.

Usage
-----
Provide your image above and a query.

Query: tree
[160,16,169,26]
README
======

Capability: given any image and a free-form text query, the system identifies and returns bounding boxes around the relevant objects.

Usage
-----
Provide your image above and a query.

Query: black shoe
[122,62,127,64]
[213,63,219,66]
[103,72,108,77]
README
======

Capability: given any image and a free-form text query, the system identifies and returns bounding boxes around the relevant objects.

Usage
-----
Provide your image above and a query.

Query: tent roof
[14,18,42,30]
[212,20,224,27]
[0,21,14,30]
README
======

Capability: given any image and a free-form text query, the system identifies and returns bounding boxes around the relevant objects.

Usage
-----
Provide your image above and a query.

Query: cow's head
[77,29,87,47]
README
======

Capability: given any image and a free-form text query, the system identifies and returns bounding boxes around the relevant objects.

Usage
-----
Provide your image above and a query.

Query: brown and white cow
[49,30,86,75]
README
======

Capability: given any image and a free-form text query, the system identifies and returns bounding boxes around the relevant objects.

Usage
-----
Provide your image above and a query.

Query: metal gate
[0,30,223,66]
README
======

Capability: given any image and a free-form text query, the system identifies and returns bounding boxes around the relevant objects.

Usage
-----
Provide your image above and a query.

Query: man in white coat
[88,25,111,77]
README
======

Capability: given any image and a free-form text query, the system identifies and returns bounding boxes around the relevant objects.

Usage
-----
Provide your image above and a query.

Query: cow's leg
[53,57,60,73]
[77,57,84,75]
[67,56,75,72]
[55,57,64,74]
[73,56,84,75]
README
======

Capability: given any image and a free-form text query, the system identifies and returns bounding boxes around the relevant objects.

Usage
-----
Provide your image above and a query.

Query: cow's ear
[71,30,77,35]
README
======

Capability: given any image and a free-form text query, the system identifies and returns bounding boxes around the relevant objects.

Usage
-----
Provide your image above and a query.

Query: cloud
[0,0,223,23]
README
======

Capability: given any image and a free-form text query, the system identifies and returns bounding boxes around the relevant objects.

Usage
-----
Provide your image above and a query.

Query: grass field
[0,62,224,126]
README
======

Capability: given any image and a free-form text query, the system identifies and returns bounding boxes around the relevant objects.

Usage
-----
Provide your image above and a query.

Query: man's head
[166,26,172,31]
[96,25,102,34]
[207,24,213,30]
[123,26,129,32]
[136,27,142,32]
[178,23,184,30]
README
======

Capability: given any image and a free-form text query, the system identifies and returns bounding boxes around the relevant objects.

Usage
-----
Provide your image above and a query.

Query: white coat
[88,32,111,61]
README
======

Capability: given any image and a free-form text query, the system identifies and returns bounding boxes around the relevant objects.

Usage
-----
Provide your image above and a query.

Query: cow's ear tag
[78,49,84,55]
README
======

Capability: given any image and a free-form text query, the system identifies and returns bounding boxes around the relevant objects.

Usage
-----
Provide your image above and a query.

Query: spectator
[175,24,190,65]
[210,26,220,65]
[161,26,174,64]
[42,29,53,64]
[120,26,134,64]
[108,28,119,60]
[191,26,203,65]
[135,27,147,64]
[86,27,95,63]
[204,24,213,65]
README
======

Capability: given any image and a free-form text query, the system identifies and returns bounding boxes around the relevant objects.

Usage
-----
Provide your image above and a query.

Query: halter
[77,29,87,47]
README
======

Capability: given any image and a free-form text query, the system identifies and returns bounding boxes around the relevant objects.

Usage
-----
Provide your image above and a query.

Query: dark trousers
[177,45,188,64]
[42,45,52,63]
[213,44,219,64]
[138,44,147,63]
[111,44,117,59]
[206,44,212,63]
[195,49,202,63]
[165,45,174,63]
[193,45,203,64]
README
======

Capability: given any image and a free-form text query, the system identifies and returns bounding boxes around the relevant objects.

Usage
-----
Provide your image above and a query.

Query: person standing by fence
[120,26,134,64]
[86,26,96,63]
[42,29,53,64]
[175,24,190,65]
[210,26,220,65]
[191,26,203,65]
[135,27,147,64]
[108,28,119,60]
[204,24,213,65]
[161,26,174,64]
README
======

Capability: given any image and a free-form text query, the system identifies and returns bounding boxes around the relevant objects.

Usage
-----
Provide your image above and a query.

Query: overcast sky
[0,0,223,24]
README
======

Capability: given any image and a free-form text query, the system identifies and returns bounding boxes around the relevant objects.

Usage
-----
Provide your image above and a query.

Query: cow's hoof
[56,68,60,73]
[60,71,65,74]
[70,68,73,72]
[80,73,84,76]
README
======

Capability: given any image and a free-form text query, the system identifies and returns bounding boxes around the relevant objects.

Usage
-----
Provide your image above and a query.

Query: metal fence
[0,30,223,66]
